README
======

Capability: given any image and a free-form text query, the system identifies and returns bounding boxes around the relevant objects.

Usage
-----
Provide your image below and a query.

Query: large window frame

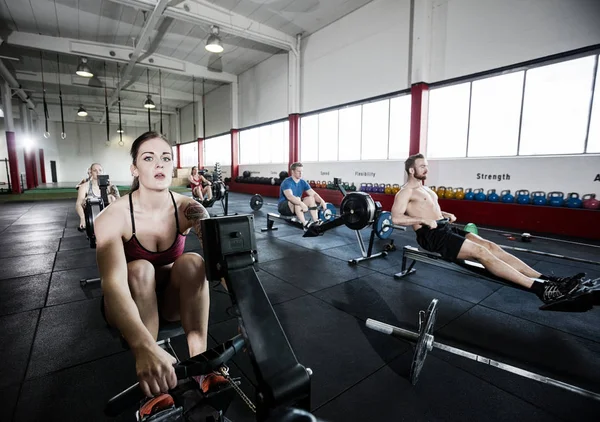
[300,92,412,162]
[427,50,600,159]
[239,119,289,165]
[204,132,231,167]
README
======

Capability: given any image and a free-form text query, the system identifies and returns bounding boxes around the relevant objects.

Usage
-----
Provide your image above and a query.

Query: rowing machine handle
[420,218,450,229]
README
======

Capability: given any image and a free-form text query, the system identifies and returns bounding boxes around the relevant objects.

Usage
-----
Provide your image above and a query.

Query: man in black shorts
[278,162,328,229]
[390,153,584,306]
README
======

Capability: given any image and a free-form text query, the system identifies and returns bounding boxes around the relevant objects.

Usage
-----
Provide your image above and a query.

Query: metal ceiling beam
[4,32,237,83]
[15,72,201,103]
[107,0,297,53]
[101,0,170,123]
[34,94,177,114]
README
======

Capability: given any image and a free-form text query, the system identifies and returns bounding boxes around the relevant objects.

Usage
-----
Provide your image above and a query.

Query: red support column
[32,150,39,187]
[409,83,430,155]
[288,113,300,171]
[25,149,35,190]
[197,138,204,168]
[6,132,22,194]
[39,149,46,183]
[176,144,181,169]
[231,129,239,179]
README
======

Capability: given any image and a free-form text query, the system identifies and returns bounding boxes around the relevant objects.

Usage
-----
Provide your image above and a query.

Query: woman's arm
[188,174,199,186]
[76,185,87,228]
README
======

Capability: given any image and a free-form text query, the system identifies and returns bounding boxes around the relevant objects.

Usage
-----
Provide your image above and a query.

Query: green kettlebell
[464,223,478,235]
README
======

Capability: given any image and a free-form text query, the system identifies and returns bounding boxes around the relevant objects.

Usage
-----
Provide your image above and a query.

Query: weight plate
[410,298,438,385]
[375,211,393,239]
[340,192,375,230]
[318,203,337,222]
[250,194,264,211]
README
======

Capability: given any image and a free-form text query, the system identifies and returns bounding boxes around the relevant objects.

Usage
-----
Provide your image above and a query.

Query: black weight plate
[340,192,374,230]
[250,194,264,211]
[410,298,438,385]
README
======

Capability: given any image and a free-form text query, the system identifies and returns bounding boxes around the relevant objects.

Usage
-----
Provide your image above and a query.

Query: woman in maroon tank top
[94,131,224,398]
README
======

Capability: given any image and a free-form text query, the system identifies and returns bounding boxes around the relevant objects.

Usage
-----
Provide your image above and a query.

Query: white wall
[300,161,404,190]
[301,0,411,113]
[429,0,600,82]
[179,102,197,143]
[205,85,232,137]
[239,53,288,128]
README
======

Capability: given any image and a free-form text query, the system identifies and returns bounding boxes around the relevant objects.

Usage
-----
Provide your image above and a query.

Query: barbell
[366,299,600,401]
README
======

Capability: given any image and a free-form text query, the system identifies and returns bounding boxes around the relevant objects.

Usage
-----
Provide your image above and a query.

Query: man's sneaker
[541,277,582,304]
[548,273,586,284]
[193,372,229,394]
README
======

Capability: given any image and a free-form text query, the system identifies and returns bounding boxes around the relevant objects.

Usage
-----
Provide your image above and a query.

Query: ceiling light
[76,57,94,78]
[144,95,156,109]
[205,26,224,53]
[77,105,88,117]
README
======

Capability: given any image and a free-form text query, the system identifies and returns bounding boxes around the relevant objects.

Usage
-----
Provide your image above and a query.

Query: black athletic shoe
[548,273,586,284]
[540,277,582,304]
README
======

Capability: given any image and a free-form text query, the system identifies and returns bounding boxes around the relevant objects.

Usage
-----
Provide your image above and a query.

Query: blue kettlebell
[548,191,564,207]
[501,190,514,203]
[487,189,500,202]
[532,191,547,206]
[566,192,582,208]
[464,188,475,200]
[474,188,487,201]
[516,189,531,205]
[360,183,367,192]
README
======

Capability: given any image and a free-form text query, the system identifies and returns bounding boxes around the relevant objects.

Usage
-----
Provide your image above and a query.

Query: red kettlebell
[582,194,600,210]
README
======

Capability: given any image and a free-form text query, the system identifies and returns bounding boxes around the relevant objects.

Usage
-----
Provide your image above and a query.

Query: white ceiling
[0,0,374,124]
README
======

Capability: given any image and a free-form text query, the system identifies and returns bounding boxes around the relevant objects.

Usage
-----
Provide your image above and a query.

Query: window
[172,145,178,168]
[204,134,231,167]
[519,55,596,155]
[239,127,259,165]
[427,82,470,158]
[361,99,390,160]
[318,110,338,161]
[300,115,318,162]
[388,95,411,159]
[338,105,362,161]
[468,71,524,157]
[586,56,600,153]
[240,121,289,164]
[179,141,198,167]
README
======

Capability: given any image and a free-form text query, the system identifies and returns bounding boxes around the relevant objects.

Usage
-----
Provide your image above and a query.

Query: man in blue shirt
[278,162,328,228]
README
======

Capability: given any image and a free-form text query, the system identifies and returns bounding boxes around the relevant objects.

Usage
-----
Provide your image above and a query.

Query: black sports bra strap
[128,194,136,235]
[169,191,180,232]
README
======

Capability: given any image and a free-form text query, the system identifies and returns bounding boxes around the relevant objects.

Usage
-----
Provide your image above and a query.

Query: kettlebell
[487,189,500,202]
[548,191,565,207]
[566,192,582,208]
[532,191,547,206]
[464,188,475,200]
[500,190,514,203]
[309,180,316,188]
[349,182,357,192]
[379,184,386,193]
[444,187,455,199]
[521,233,532,242]
[392,184,400,194]
[384,184,392,194]
[429,186,436,193]
[516,190,531,205]
[474,189,486,201]
[454,188,465,200]
[464,223,478,235]
[437,186,446,197]
[582,194,600,210]
[366,183,374,192]
[360,183,367,192]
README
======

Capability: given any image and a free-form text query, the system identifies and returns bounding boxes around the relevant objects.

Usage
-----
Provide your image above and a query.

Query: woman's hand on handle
[134,344,178,397]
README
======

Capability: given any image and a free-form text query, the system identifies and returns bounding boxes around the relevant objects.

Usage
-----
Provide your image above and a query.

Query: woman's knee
[172,253,207,288]
[128,260,156,295]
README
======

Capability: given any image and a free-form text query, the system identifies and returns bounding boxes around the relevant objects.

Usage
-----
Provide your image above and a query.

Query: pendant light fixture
[205,26,223,53]
[159,69,163,135]
[117,63,124,146]
[104,61,110,145]
[76,57,94,78]
[144,68,155,109]
[56,54,66,139]
[77,105,88,117]
[39,52,50,138]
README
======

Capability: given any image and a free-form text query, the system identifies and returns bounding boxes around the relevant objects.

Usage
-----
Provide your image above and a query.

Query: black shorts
[415,224,470,261]
[278,200,295,216]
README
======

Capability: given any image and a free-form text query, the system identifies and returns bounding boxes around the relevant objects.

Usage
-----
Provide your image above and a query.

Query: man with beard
[390,153,584,306]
